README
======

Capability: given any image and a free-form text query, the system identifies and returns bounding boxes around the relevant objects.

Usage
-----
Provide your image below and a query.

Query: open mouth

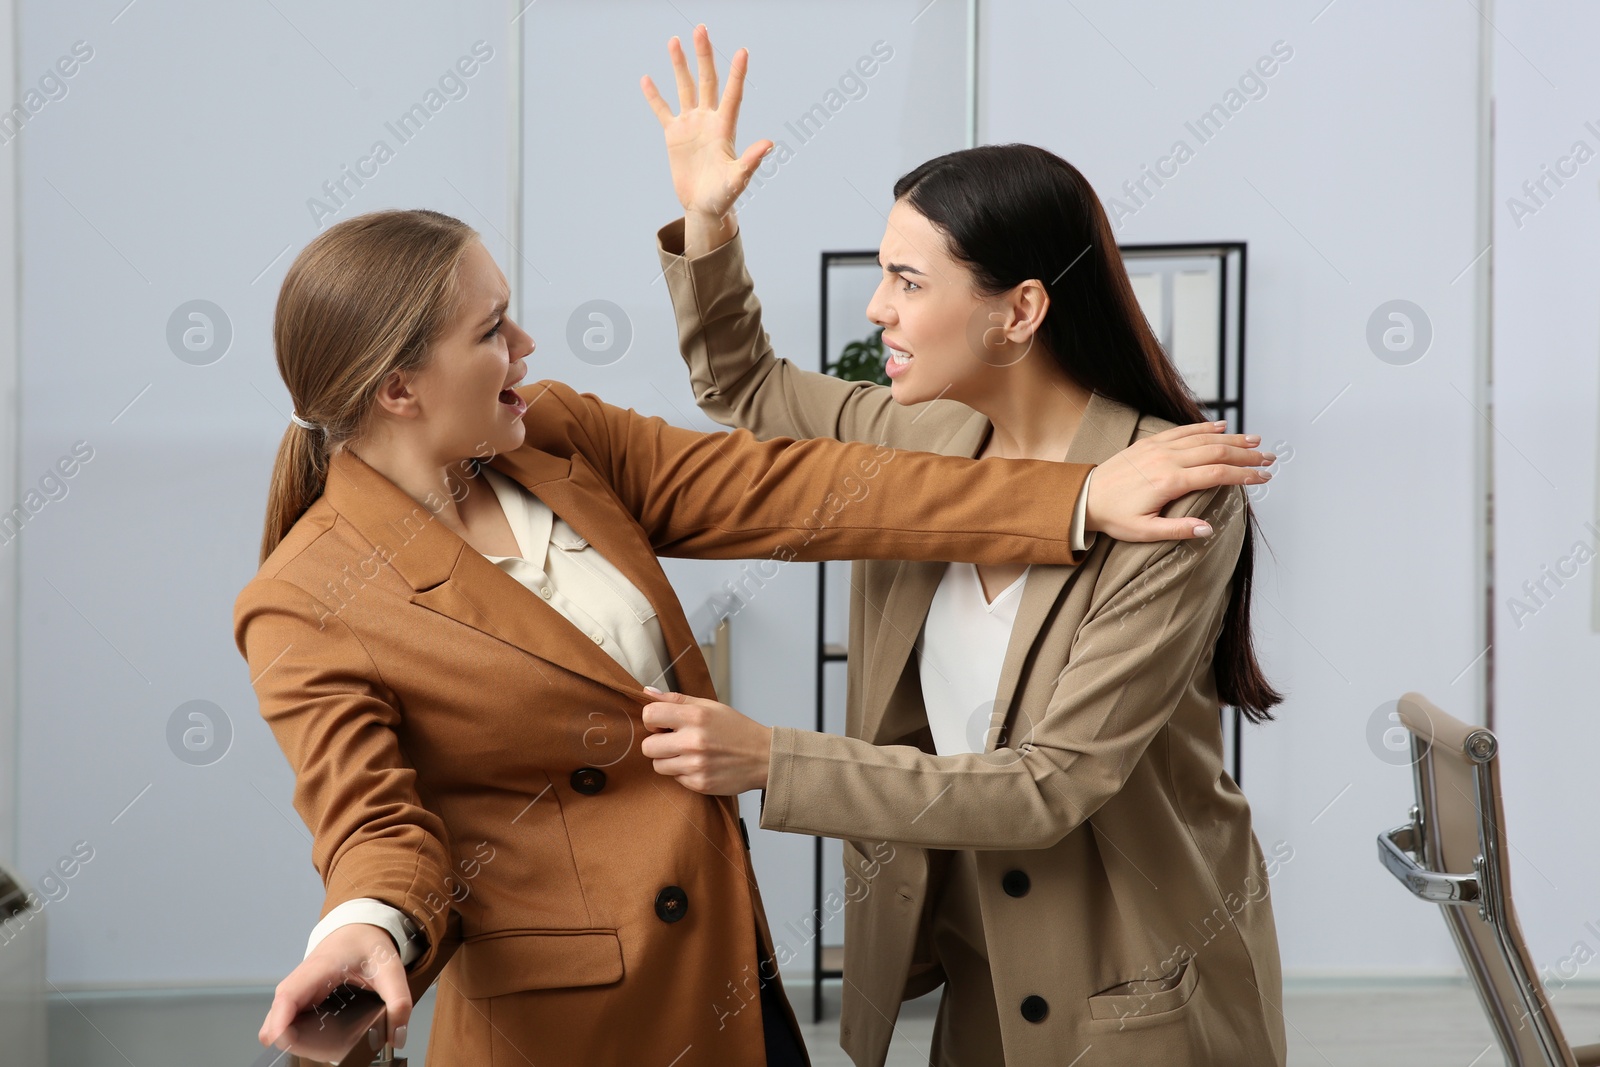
[498,387,528,415]
[885,344,913,378]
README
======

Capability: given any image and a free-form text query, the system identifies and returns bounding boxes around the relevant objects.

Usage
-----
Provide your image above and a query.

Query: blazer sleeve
[520,379,1094,567]
[756,483,1248,850]
[656,217,971,451]
[655,218,1092,555]
[233,577,453,974]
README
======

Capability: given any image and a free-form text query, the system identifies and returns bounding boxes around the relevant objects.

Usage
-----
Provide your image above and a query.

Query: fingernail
[1194,523,1213,537]
[395,1025,407,1049]
[1245,434,1260,444]
[644,685,663,695]
[1259,470,1274,479]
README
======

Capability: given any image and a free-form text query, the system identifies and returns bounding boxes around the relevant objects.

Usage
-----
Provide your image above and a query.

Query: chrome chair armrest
[1377,822,1480,905]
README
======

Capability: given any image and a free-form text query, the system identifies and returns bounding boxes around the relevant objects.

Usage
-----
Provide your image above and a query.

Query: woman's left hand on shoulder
[1087,421,1275,542]
[641,688,772,795]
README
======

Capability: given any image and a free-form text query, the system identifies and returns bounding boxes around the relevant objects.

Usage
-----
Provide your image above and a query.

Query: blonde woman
[234,201,1270,1061]
[639,28,1288,1067]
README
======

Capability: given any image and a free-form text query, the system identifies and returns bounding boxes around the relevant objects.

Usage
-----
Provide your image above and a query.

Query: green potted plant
[827,325,890,386]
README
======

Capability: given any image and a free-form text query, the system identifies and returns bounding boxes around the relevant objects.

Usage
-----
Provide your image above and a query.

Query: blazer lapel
[985,392,1141,747]
[860,411,988,744]
[861,392,1142,748]
[489,448,717,701]
[322,446,708,702]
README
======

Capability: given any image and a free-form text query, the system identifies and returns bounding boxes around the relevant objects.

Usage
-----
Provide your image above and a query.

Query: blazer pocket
[453,928,624,999]
[1087,957,1199,1025]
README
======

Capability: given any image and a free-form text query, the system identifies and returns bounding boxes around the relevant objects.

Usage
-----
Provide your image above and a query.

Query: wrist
[751,725,773,792]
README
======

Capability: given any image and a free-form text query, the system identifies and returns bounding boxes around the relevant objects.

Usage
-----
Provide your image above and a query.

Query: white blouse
[919,562,1029,756]
[305,466,677,966]
[921,470,1094,758]
[919,467,1093,755]
[475,465,678,693]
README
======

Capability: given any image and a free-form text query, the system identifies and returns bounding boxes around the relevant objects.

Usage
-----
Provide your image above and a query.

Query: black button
[1002,869,1031,897]
[655,885,688,923]
[1020,995,1049,1023]
[570,768,606,795]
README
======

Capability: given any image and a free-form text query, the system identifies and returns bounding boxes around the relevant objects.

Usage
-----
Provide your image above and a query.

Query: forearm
[534,380,1092,566]
[683,208,738,258]
[645,432,1096,567]
[658,217,927,447]
[233,578,458,975]
[759,484,1243,849]
[759,727,1087,850]
[660,214,829,441]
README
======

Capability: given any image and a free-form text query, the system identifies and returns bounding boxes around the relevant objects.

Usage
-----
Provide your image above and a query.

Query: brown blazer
[232,379,1096,1066]
[657,219,1288,1066]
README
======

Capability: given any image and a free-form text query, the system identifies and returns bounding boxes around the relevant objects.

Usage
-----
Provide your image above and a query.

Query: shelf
[822,644,848,661]
[819,945,844,976]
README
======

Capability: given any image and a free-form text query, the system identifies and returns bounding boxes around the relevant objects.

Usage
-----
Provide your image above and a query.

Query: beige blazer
[657,219,1288,1066]
[233,378,1095,1065]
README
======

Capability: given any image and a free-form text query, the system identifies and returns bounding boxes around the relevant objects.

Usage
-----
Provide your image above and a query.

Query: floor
[38,979,1600,1065]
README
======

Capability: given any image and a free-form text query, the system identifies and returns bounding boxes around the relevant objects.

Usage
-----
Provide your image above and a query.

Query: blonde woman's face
[405,239,534,462]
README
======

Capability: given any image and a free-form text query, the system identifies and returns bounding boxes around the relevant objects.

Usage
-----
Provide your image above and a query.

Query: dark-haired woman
[638,27,1287,1067]
[233,164,1272,1063]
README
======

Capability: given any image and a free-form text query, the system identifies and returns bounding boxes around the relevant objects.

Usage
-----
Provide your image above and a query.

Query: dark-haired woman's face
[866,200,1000,407]
[405,240,535,462]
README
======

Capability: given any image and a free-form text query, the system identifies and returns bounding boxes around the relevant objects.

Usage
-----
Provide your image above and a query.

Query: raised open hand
[640,24,773,220]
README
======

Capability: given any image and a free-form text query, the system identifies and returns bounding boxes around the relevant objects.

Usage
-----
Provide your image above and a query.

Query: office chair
[1376,691,1600,1067]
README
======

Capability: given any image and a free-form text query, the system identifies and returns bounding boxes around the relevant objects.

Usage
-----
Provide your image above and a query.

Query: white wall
[14,0,514,987]
[0,0,19,869]
[9,0,1585,997]
[1490,0,1600,996]
[982,0,1491,976]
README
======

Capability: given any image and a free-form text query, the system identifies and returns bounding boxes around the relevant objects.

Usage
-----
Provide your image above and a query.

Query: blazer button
[570,767,606,795]
[655,885,689,924]
[1001,869,1031,897]
[1020,995,1049,1023]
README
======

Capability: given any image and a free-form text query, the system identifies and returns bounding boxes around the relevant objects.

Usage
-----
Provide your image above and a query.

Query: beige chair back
[1376,691,1597,1067]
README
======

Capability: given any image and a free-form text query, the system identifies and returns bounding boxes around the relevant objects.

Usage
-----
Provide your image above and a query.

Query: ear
[372,368,420,419]
[1005,279,1050,344]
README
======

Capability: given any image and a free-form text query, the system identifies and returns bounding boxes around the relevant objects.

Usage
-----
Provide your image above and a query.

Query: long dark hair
[894,143,1283,722]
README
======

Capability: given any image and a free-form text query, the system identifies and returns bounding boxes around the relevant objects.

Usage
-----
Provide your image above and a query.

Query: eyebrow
[876,253,925,277]
[477,298,509,329]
